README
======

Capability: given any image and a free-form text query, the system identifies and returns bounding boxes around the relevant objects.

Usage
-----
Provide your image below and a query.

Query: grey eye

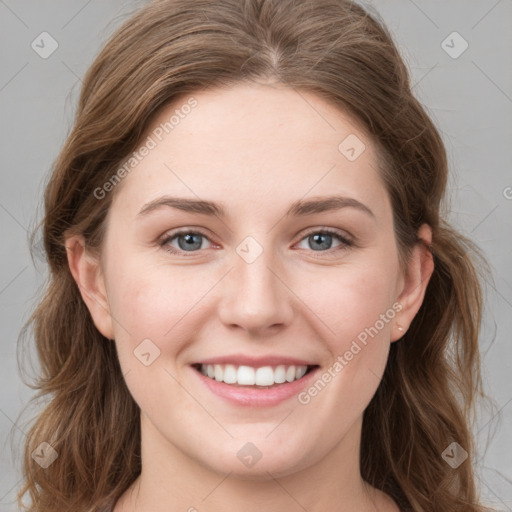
[160,230,214,256]
[175,232,204,251]
[296,231,346,252]
[308,233,334,251]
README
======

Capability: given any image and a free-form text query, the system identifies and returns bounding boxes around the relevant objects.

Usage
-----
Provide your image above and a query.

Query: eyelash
[159,227,354,258]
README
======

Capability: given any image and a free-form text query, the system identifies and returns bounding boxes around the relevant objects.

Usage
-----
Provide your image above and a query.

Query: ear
[65,234,114,340]
[391,223,434,342]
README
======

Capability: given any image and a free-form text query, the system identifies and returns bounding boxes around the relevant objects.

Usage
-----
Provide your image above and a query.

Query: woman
[16,0,494,510]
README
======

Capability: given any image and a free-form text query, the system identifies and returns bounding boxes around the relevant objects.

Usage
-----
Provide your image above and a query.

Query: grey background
[0,0,511,510]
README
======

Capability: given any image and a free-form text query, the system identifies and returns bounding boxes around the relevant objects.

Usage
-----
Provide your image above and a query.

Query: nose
[217,244,294,336]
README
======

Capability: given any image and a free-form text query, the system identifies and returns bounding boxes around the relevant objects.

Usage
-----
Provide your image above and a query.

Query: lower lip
[191,365,320,407]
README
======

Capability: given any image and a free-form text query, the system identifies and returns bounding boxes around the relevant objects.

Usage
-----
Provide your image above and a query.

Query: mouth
[190,363,320,389]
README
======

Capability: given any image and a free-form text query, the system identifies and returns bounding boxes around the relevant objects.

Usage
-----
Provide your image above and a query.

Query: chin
[200,442,310,480]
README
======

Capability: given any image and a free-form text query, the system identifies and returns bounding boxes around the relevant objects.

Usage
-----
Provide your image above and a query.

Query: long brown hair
[14,0,496,510]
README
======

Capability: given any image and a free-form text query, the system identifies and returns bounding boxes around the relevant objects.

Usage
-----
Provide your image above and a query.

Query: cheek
[295,269,397,419]
[104,265,204,411]
[299,261,398,344]
[105,258,225,367]
[296,261,398,405]
[104,259,192,346]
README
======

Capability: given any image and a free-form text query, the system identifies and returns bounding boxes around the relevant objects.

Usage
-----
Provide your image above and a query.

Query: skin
[66,81,434,512]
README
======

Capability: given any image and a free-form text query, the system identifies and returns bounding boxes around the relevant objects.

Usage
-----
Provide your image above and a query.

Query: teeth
[198,363,310,386]
[214,364,224,382]
[223,364,237,384]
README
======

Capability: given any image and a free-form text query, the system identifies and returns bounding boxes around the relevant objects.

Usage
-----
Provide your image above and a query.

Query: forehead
[110,83,389,221]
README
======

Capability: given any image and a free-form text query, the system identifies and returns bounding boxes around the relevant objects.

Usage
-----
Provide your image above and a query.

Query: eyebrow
[137,195,375,219]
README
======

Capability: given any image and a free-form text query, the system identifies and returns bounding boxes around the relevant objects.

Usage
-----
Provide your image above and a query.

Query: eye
[295,228,353,254]
[159,227,353,257]
[160,229,213,254]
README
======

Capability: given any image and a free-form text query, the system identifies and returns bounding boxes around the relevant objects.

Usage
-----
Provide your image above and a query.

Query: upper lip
[191,354,319,367]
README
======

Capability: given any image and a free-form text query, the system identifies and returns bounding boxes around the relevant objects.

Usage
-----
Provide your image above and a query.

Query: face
[69,82,431,480]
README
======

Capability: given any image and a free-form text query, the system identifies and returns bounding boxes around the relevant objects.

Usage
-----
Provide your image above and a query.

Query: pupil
[311,233,331,250]
[179,233,202,251]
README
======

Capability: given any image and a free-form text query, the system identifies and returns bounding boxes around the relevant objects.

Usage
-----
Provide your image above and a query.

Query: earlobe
[65,235,114,340]
[391,224,434,342]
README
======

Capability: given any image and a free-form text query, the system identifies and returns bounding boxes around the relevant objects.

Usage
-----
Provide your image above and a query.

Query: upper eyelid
[300,226,352,241]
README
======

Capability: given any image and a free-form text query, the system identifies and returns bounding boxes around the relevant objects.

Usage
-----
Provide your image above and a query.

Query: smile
[192,363,317,387]
[190,363,321,407]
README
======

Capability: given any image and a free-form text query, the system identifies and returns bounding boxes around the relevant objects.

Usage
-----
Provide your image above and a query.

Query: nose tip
[217,253,293,335]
